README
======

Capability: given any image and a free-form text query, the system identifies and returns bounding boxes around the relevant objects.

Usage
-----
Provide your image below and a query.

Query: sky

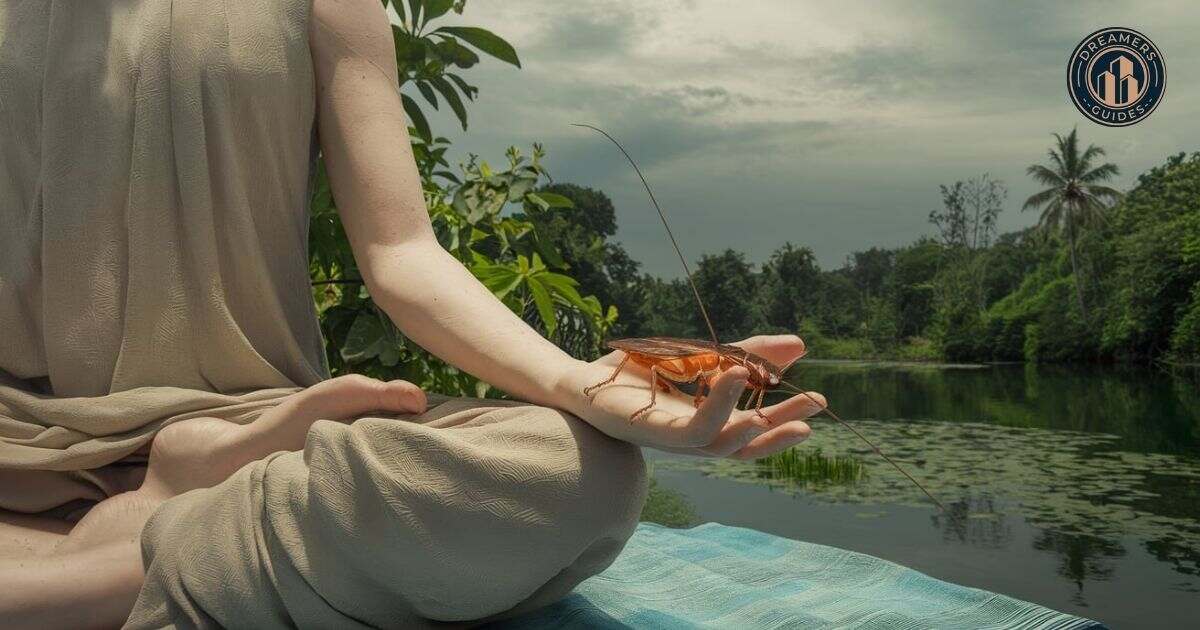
[411,1,1200,276]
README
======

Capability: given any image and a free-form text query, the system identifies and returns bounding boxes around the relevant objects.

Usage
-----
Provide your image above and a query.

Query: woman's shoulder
[309,0,396,77]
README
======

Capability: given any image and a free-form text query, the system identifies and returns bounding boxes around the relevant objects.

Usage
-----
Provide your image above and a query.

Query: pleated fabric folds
[1,0,326,476]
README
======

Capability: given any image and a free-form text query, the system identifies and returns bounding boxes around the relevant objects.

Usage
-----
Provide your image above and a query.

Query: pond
[641,361,1200,629]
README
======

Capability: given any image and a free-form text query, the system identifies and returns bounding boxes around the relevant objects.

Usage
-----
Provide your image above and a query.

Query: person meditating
[0,1,823,627]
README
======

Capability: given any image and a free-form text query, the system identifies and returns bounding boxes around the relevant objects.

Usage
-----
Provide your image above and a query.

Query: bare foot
[140,375,426,500]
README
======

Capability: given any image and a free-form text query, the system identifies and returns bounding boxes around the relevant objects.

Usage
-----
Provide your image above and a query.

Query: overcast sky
[417,1,1199,276]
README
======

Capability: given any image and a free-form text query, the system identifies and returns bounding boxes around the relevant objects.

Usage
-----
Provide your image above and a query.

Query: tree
[847,247,895,300]
[1022,128,1122,320]
[692,250,760,341]
[759,243,821,332]
[1099,152,1200,361]
[930,174,1007,312]
[891,239,944,339]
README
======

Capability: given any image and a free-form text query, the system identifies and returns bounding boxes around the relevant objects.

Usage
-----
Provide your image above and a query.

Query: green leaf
[533,233,568,269]
[526,277,557,336]
[341,310,388,364]
[446,73,479,100]
[531,191,574,209]
[525,192,550,211]
[539,272,591,311]
[429,76,468,130]
[433,170,461,184]
[470,262,523,298]
[400,93,432,142]
[506,176,536,202]
[416,80,439,109]
[406,0,422,30]
[421,0,455,25]
[434,26,521,67]
[433,38,479,69]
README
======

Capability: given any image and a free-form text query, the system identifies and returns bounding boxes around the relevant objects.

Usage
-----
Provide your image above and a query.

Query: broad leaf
[400,93,432,142]
[416,80,439,109]
[429,76,468,130]
[421,0,455,25]
[435,26,521,67]
[527,277,557,336]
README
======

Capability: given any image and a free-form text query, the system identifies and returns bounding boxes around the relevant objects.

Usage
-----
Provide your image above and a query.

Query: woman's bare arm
[309,0,580,406]
[308,0,822,458]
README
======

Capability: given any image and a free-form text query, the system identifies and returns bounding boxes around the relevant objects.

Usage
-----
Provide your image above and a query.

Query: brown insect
[583,337,793,424]
[575,123,945,511]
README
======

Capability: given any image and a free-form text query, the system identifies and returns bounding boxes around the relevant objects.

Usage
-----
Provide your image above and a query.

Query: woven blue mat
[496,522,1105,629]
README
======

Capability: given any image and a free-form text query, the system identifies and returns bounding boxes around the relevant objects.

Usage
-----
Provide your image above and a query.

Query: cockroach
[574,123,945,511]
[583,337,789,424]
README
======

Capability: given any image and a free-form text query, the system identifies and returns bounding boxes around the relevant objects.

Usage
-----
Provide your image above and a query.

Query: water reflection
[656,361,1200,588]
[775,361,1200,457]
[932,494,1012,549]
[1032,530,1125,607]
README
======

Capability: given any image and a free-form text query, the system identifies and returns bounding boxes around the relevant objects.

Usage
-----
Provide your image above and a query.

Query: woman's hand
[555,335,824,459]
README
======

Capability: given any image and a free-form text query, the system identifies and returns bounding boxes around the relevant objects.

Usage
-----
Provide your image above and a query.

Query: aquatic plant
[756,447,867,488]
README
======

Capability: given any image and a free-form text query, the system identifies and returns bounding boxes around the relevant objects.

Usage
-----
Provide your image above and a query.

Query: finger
[692,414,768,458]
[665,390,825,457]
[669,367,748,447]
[377,379,428,414]
[732,335,807,369]
[758,391,826,426]
[731,421,812,460]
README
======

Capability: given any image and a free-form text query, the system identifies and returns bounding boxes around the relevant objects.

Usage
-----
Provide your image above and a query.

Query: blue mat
[497,523,1105,629]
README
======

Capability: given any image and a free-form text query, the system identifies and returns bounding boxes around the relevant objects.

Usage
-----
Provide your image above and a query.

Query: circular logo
[1068,27,1165,127]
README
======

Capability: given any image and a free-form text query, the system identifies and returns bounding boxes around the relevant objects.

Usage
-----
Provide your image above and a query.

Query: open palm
[556,335,825,459]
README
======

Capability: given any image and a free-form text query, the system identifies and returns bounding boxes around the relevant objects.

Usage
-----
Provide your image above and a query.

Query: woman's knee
[442,404,648,619]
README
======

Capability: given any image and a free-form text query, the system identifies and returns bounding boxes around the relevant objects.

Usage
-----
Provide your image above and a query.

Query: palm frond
[1022,186,1059,211]
[1026,164,1066,187]
[1079,144,1107,169]
[1047,148,1067,176]
[1058,129,1080,176]
[1038,198,1064,232]
[1080,162,1119,183]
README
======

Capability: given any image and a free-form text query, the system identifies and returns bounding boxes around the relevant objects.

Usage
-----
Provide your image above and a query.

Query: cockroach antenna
[570,123,720,345]
[574,122,946,512]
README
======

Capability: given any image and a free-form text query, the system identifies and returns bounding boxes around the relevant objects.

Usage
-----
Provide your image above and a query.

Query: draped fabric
[125,399,647,629]
[0,0,326,478]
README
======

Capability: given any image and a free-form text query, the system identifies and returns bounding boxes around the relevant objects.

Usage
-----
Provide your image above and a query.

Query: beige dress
[0,1,645,626]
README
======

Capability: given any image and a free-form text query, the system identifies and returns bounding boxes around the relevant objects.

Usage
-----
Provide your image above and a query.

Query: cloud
[429,0,1200,274]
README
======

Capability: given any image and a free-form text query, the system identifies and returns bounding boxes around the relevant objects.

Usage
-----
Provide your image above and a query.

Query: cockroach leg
[692,376,708,408]
[630,365,663,422]
[584,354,630,400]
[752,387,769,424]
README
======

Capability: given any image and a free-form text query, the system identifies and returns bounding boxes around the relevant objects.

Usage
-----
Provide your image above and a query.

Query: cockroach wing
[607,337,725,358]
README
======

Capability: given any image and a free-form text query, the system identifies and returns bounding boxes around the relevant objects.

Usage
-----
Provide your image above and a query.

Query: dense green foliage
[591,148,1199,368]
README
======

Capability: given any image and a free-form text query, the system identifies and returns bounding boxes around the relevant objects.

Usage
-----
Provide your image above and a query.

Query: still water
[643,361,1200,629]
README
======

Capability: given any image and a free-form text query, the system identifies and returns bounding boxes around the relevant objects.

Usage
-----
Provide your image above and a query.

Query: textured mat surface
[496,522,1106,629]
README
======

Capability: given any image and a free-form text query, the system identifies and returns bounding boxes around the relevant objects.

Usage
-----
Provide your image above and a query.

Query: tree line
[530,135,1200,367]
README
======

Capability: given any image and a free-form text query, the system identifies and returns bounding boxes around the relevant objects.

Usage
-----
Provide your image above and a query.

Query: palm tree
[1023,128,1123,320]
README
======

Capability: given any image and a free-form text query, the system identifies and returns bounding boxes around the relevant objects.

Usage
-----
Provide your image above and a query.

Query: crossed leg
[0,375,427,630]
